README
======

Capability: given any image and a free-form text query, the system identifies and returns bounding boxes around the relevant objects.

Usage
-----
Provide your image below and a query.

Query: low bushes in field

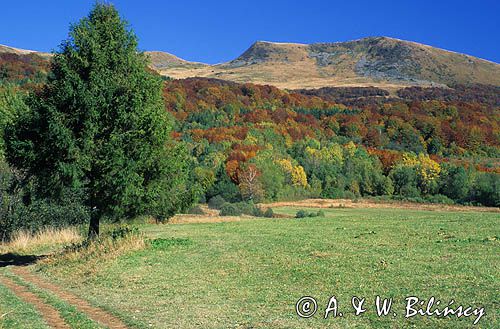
[296,209,325,218]
[218,200,274,218]
[1,160,89,241]
[0,196,89,242]
[186,205,205,215]
[208,195,226,210]
[264,208,274,218]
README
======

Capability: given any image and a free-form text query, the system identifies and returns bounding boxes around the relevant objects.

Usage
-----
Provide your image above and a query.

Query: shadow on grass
[0,253,45,268]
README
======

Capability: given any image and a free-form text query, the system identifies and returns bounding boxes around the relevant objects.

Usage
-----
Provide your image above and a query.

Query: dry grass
[169,214,263,224]
[0,227,83,254]
[155,38,500,89]
[39,228,146,277]
[262,198,500,213]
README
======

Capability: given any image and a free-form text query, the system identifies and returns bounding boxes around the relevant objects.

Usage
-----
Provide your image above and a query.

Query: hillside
[0,44,51,59]
[154,37,500,89]
[2,37,499,89]
[145,51,208,70]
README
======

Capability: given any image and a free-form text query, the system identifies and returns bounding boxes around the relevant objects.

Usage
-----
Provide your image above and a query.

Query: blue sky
[1,0,499,64]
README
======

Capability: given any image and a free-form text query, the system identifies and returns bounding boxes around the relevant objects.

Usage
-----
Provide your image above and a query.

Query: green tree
[438,164,470,202]
[0,86,27,157]
[5,4,192,238]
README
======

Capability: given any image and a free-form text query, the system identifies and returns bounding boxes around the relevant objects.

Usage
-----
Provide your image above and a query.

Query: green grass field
[1,207,499,328]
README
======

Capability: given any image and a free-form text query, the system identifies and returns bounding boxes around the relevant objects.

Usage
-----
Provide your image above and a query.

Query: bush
[107,225,139,241]
[296,209,324,218]
[218,201,275,218]
[1,158,90,241]
[208,195,226,209]
[469,172,500,207]
[424,194,455,205]
[219,203,242,216]
[264,208,274,218]
[187,205,205,215]
[238,201,257,216]
[295,210,309,218]
[252,206,265,217]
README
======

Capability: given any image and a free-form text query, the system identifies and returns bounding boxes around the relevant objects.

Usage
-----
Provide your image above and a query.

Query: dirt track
[0,275,69,328]
[1,267,129,328]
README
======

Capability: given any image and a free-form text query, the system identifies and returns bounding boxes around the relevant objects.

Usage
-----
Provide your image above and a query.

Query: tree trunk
[88,213,100,239]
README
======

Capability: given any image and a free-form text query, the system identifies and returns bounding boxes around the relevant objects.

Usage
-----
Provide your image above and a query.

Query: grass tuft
[0,227,82,254]
[39,226,146,276]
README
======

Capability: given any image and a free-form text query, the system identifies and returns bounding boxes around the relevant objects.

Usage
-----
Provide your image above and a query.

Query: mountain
[153,37,500,89]
[145,51,208,70]
[1,37,499,89]
[0,44,52,59]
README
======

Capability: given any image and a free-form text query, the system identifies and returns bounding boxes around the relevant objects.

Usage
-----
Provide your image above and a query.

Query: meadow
[1,206,498,328]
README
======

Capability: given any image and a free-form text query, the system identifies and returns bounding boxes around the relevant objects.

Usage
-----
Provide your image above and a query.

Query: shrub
[424,194,455,205]
[295,210,309,218]
[149,237,191,250]
[296,209,324,218]
[1,159,90,241]
[218,201,274,218]
[107,225,140,241]
[264,208,274,218]
[187,205,205,215]
[208,195,226,209]
[238,201,257,216]
[252,206,265,217]
[469,172,500,207]
[219,203,242,216]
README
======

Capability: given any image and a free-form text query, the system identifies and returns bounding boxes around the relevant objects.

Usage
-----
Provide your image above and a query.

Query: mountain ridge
[1,37,499,89]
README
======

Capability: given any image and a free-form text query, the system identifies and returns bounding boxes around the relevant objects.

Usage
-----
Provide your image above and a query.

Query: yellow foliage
[276,159,294,174]
[244,134,258,146]
[276,159,308,187]
[291,165,308,188]
[344,141,357,157]
[401,153,419,167]
[305,144,343,163]
[417,153,441,183]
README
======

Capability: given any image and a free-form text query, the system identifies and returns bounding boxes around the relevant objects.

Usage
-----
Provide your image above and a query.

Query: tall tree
[5,4,193,238]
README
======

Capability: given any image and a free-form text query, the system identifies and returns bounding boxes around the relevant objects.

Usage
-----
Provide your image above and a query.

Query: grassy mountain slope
[154,37,500,89]
[2,37,499,89]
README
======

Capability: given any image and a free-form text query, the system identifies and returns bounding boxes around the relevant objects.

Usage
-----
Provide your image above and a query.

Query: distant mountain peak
[1,37,498,89]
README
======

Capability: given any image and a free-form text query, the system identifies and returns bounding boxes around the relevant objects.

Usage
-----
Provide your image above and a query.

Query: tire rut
[0,275,70,329]
[11,267,128,329]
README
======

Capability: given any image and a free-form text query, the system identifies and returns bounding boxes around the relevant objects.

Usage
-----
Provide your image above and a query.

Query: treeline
[293,86,390,104]
[397,84,500,107]
[0,53,49,88]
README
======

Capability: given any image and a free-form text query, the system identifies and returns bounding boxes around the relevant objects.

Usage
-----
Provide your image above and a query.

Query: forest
[163,78,499,205]
[1,42,499,240]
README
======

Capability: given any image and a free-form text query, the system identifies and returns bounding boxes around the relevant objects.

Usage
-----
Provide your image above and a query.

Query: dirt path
[10,267,129,329]
[0,275,69,329]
